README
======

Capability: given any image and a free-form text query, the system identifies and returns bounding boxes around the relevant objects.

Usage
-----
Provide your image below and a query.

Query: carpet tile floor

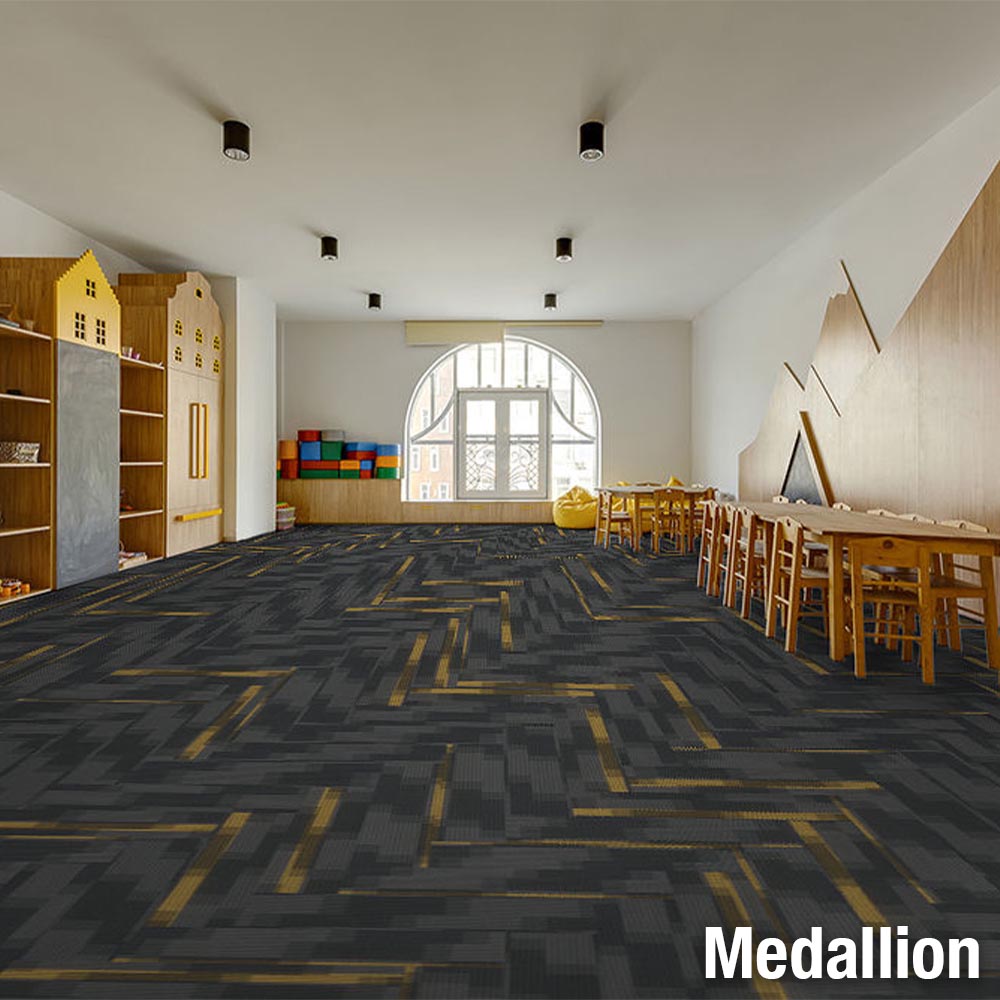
[0,524,999,998]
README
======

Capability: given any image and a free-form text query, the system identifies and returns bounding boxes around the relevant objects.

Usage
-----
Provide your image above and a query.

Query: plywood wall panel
[739,159,1000,537]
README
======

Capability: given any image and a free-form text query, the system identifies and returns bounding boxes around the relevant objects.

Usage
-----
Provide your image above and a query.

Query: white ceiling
[3,1,1000,321]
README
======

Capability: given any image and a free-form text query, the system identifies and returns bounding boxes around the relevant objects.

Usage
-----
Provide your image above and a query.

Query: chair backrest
[847,535,930,587]
[941,519,989,533]
[832,501,852,511]
[735,505,760,546]
[771,516,805,578]
[772,495,790,504]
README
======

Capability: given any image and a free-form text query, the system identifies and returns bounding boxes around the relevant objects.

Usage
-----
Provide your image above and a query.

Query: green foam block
[375,468,401,479]
[320,441,344,461]
[340,470,361,479]
[300,469,340,479]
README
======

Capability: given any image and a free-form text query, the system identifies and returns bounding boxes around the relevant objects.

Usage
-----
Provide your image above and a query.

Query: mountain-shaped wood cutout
[739,157,1000,529]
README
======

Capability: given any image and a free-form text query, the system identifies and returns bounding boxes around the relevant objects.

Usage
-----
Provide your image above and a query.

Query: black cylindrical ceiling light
[320,236,339,260]
[544,292,558,311]
[368,292,382,311]
[555,237,573,262]
[222,120,251,161]
[579,120,604,161]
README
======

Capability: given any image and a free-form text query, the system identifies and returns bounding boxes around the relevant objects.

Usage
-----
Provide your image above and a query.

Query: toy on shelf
[276,503,296,531]
[0,578,31,599]
[278,433,402,480]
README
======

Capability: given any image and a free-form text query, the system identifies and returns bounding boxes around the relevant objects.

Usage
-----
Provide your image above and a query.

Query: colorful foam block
[320,441,344,461]
[300,460,340,470]
[280,458,299,479]
[340,459,361,470]
[375,456,399,469]
[340,469,360,479]
[345,441,376,453]
[345,451,376,462]
[376,444,401,457]
[376,467,400,479]
[320,429,345,441]
[278,439,298,459]
[359,460,374,471]
[297,430,320,442]
[360,470,373,479]
[299,441,321,461]
[300,469,340,479]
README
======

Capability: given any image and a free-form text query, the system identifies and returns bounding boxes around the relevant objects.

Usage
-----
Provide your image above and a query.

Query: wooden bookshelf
[119,354,166,568]
[0,314,53,599]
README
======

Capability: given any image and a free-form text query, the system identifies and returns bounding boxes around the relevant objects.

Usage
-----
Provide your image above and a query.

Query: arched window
[405,336,600,501]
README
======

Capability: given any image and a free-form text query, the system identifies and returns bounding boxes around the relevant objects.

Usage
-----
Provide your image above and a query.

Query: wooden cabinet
[117,272,224,558]
[166,370,222,555]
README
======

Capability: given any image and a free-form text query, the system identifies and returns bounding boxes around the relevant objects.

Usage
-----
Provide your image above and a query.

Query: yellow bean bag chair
[553,486,598,530]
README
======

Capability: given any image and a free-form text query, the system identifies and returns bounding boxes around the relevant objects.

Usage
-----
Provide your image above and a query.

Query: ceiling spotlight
[368,292,382,311]
[544,293,558,311]
[555,237,573,262]
[222,120,251,161]
[320,236,339,260]
[579,120,604,161]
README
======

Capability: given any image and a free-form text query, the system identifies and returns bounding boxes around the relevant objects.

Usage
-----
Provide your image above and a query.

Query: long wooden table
[601,485,713,553]
[744,502,1000,665]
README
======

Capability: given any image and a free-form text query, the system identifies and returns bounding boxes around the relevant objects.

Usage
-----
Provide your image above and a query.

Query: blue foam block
[299,441,321,461]
[360,459,374,471]
[376,444,401,457]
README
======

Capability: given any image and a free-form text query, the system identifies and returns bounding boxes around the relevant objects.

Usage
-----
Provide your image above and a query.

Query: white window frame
[403,336,601,502]
[456,388,549,500]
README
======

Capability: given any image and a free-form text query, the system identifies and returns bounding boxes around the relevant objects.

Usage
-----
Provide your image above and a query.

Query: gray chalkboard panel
[780,432,823,506]
[56,341,120,587]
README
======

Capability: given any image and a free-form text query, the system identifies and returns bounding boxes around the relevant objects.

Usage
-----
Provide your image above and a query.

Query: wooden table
[601,485,713,553]
[744,502,1000,665]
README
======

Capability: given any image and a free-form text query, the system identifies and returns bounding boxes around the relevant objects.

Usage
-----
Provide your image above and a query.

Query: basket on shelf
[0,441,40,463]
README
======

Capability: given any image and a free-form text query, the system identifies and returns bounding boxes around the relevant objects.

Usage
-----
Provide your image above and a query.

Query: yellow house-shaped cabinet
[116,272,224,556]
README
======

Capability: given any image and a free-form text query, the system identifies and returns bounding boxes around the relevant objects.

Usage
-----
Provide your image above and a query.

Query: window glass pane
[409,444,453,500]
[480,343,500,388]
[465,398,495,435]
[509,398,540,436]
[433,356,455,416]
[551,407,588,442]
[573,375,597,435]
[551,357,572,417]
[527,344,549,388]
[551,443,597,494]
[456,345,479,388]
[408,379,432,435]
[464,442,496,492]
[503,340,526,388]
[421,402,454,442]
[509,441,539,492]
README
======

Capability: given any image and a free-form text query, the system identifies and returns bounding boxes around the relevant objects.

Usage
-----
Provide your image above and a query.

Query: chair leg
[850,563,866,679]
[784,585,801,654]
[740,550,754,619]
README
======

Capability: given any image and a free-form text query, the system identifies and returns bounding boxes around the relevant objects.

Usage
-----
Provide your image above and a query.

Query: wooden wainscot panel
[277,479,552,524]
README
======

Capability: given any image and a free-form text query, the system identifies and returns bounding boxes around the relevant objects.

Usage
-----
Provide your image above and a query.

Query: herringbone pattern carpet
[1,524,999,998]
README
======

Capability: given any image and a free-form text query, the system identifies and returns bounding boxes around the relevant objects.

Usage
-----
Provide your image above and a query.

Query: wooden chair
[697,500,720,590]
[772,495,790,504]
[846,535,935,683]
[725,506,768,618]
[594,489,634,550]
[832,502,852,511]
[648,489,681,555]
[708,503,737,599]
[765,517,831,653]
[932,520,993,656]
[866,508,897,517]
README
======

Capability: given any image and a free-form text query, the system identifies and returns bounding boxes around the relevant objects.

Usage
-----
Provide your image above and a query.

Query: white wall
[692,81,1000,494]
[0,189,145,278]
[213,277,277,541]
[279,320,691,487]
